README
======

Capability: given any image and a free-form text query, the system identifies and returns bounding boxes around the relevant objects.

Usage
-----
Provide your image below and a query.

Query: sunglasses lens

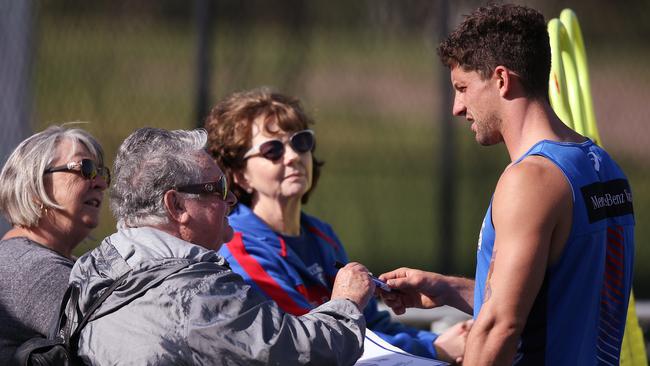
[100,167,111,185]
[219,175,228,200]
[290,131,314,153]
[80,159,97,179]
[259,140,285,161]
[81,159,111,184]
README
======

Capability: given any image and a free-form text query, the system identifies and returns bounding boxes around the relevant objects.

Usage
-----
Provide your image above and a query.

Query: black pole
[436,0,455,274]
[194,0,213,128]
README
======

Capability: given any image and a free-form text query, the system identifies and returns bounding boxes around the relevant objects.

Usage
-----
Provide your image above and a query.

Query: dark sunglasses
[175,175,229,201]
[243,129,315,161]
[44,159,111,185]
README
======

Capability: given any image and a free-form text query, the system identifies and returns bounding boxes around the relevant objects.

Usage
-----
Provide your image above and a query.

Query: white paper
[354,329,449,366]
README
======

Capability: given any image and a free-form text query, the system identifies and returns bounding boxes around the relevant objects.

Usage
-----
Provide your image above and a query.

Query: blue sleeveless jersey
[474,139,635,365]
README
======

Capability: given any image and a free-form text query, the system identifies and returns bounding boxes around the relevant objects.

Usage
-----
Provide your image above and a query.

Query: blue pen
[335,261,391,292]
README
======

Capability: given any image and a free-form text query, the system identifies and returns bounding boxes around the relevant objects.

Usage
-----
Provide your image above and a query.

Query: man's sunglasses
[243,129,315,161]
[44,159,111,185]
[175,175,229,201]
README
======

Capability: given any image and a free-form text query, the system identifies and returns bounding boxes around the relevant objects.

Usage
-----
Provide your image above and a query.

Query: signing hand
[331,262,375,311]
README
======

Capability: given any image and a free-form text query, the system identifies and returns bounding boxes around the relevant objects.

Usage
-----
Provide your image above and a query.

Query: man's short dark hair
[438,3,550,98]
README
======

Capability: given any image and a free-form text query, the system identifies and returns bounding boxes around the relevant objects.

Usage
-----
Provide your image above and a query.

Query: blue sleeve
[363,291,440,358]
[218,238,314,315]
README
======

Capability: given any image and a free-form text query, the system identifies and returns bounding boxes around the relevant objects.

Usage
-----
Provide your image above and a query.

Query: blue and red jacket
[219,204,440,358]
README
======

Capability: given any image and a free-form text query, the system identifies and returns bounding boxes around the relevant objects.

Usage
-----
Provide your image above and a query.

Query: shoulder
[2,237,71,261]
[496,156,570,200]
[168,261,246,289]
[227,204,266,231]
[1,238,73,278]
[493,156,572,227]
[227,206,279,247]
[164,262,261,308]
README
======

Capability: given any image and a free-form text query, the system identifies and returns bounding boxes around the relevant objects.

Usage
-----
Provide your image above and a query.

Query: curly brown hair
[437,3,550,98]
[204,87,323,207]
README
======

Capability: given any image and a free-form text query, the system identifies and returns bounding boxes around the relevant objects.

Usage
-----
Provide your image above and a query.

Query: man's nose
[452,95,466,117]
[225,190,237,207]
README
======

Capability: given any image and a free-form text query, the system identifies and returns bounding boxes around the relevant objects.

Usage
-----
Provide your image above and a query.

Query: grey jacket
[69,227,366,365]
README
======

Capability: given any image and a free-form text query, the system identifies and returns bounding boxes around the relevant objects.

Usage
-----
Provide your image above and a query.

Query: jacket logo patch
[581,179,633,223]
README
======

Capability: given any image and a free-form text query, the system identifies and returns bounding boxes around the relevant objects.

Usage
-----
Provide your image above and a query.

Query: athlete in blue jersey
[380,4,635,365]
[205,87,472,364]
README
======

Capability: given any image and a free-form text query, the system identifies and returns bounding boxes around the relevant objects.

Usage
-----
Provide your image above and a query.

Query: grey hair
[0,125,105,227]
[110,127,208,229]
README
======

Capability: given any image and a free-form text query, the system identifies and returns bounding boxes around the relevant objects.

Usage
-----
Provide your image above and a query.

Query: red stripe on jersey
[606,250,623,268]
[606,261,623,279]
[601,288,621,305]
[607,226,623,242]
[607,240,624,260]
[604,278,623,297]
[278,236,288,257]
[604,269,622,288]
[295,284,310,299]
[607,234,623,252]
[307,226,339,251]
[227,233,309,315]
[296,284,331,307]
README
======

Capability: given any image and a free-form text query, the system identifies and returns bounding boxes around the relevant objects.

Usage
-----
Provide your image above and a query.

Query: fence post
[436,0,455,274]
[0,0,34,233]
[194,0,214,127]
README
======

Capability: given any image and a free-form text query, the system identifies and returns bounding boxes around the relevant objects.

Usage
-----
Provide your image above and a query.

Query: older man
[69,127,374,365]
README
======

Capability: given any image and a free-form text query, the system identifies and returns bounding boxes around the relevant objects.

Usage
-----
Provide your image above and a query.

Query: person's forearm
[463,318,520,365]
[443,276,474,314]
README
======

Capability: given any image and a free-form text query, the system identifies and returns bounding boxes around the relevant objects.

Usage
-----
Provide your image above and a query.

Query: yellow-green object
[559,9,601,144]
[556,16,586,135]
[621,293,649,365]
[549,9,648,365]
[547,18,574,129]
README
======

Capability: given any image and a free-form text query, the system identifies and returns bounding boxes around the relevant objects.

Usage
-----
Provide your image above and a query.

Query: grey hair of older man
[110,127,208,229]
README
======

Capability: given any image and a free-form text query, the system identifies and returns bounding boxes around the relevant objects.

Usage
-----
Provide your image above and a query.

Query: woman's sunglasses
[175,175,229,201]
[243,129,315,161]
[44,159,111,185]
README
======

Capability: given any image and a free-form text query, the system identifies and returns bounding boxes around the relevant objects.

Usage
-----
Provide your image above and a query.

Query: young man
[380,4,635,365]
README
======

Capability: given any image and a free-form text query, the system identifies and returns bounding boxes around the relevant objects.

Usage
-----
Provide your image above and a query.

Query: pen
[335,261,391,292]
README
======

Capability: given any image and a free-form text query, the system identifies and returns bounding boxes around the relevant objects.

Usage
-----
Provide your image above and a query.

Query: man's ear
[163,190,189,224]
[234,171,253,194]
[494,65,512,97]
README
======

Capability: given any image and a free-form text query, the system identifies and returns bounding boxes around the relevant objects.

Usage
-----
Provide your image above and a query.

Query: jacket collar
[70,226,228,318]
[227,204,339,256]
[110,226,223,268]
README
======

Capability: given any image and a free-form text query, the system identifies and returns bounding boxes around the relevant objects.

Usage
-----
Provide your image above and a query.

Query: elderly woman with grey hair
[0,126,109,364]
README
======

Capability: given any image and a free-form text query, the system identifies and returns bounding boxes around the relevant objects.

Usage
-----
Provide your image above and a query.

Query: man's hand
[434,319,474,364]
[378,268,445,314]
[379,268,474,315]
[331,262,375,311]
